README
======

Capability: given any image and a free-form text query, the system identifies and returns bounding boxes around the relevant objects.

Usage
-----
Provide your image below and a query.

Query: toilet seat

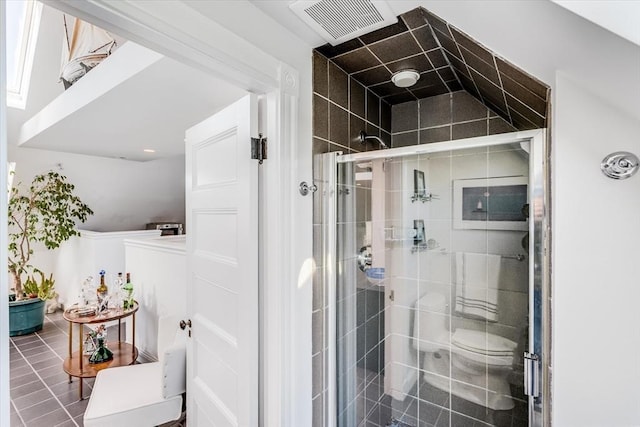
[451,328,517,367]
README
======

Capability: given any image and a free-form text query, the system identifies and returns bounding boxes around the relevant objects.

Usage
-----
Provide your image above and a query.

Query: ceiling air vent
[290,0,397,46]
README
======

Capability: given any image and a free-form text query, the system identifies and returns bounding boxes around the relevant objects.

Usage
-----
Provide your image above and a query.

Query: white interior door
[185,94,259,426]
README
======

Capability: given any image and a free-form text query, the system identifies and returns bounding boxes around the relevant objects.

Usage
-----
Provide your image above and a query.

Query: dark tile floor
[355,368,528,427]
[10,311,94,426]
[9,311,184,427]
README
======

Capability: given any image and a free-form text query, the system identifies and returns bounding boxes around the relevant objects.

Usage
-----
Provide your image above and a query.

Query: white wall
[0,3,9,426]
[48,229,160,307]
[8,145,185,231]
[553,74,640,426]
[8,145,185,304]
[124,236,186,360]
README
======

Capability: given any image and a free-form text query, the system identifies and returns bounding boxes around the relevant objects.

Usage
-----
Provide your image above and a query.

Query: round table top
[63,301,139,324]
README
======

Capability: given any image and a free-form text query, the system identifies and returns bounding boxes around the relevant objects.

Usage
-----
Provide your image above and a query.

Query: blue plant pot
[9,298,46,336]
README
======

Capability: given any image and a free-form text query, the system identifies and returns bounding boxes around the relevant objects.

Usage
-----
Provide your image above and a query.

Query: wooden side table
[62,302,139,400]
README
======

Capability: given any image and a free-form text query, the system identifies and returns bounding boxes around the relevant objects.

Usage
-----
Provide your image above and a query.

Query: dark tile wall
[315,7,551,131]
[312,50,392,426]
[391,91,516,147]
[356,289,385,373]
[311,7,549,427]
[313,51,392,157]
[421,10,550,130]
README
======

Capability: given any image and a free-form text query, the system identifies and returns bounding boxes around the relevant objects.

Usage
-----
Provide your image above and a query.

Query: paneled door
[185,94,259,426]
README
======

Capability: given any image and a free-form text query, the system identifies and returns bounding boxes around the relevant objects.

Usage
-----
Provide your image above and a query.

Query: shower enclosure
[320,130,547,427]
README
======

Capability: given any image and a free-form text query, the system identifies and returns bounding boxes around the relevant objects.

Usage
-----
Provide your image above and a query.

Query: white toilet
[412,292,517,410]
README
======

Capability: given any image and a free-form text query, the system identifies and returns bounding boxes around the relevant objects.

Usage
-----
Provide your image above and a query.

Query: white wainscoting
[124,235,187,361]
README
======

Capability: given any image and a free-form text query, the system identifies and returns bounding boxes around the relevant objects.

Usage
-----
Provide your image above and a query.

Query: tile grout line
[35,317,72,361]
[20,397,70,426]
[10,336,80,427]
[391,117,498,136]
[314,91,390,135]
[10,397,27,427]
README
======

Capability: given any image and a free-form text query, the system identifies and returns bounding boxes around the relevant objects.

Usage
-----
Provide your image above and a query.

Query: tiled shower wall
[312,50,392,426]
[391,91,516,147]
[312,61,517,427]
[312,51,392,157]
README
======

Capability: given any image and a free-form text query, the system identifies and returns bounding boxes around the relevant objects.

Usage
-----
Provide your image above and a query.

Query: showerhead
[359,130,389,149]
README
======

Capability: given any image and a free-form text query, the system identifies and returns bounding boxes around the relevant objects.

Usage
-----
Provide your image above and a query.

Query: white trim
[123,236,186,256]
[0,1,10,425]
[6,1,42,110]
[139,349,158,363]
[78,229,161,240]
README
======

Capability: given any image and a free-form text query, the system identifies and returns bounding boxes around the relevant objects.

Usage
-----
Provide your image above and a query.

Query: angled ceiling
[551,0,640,47]
[314,7,550,131]
[9,5,247,161]
[18,44,247,161]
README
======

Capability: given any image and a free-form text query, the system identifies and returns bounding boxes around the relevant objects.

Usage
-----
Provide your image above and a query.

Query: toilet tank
[413,292,449,352]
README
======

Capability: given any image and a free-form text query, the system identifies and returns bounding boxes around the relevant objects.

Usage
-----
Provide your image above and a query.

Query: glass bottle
[97,273,108,296]
[114,272,124,289]
[96,271,109,312]
[89,327,113,363]
[113,272,124,309]
[123,272,134,309]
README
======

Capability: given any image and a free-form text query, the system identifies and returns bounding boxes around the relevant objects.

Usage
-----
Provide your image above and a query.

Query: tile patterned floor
[354,368,528,427]
[9,311,184,427]
[10,311,93,426]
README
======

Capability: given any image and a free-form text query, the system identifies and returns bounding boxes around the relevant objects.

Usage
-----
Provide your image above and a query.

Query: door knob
[179,319,191,330]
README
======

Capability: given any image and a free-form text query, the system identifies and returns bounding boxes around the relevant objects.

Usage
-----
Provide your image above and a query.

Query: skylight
[5,0,42,110]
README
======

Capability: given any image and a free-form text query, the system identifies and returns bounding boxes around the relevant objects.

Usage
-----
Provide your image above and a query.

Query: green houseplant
[8,171,93,335]
[23,271,57,300]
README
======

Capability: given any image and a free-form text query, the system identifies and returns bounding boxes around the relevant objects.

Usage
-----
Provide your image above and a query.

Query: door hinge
[524,352,540,398]
[180,319,192,338]
[251,134,267,164]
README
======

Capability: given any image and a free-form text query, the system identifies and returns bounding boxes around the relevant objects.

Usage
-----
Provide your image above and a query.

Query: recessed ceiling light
[391,69,420,88]
[143,149,156,153]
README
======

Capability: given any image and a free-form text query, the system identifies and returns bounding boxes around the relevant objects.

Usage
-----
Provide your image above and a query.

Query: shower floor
[355,368,528,427]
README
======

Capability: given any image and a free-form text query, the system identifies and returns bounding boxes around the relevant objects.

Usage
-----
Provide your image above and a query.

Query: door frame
[1,1,310,426]
[1,3,9,427]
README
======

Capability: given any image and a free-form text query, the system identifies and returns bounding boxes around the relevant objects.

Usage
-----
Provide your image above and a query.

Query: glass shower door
[325,132,547,427]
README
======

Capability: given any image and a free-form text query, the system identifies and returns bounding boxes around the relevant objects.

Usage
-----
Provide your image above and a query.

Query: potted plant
[8,171,93,336]
[9,272,58,336]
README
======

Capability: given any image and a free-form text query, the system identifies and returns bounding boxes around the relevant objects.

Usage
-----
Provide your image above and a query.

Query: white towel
[455,252,501,322]
[452,329,517,356]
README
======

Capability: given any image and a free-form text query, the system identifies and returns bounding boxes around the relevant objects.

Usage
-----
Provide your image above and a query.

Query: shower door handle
[524,352,540,398]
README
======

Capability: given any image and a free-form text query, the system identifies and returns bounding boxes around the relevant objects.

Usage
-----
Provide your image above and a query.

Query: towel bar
[414,249,526,262]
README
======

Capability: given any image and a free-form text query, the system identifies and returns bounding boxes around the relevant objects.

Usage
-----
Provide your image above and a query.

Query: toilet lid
[452,329,517,356]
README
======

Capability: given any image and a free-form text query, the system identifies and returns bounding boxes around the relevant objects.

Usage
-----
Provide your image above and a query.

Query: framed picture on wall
[453,176,528,230]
